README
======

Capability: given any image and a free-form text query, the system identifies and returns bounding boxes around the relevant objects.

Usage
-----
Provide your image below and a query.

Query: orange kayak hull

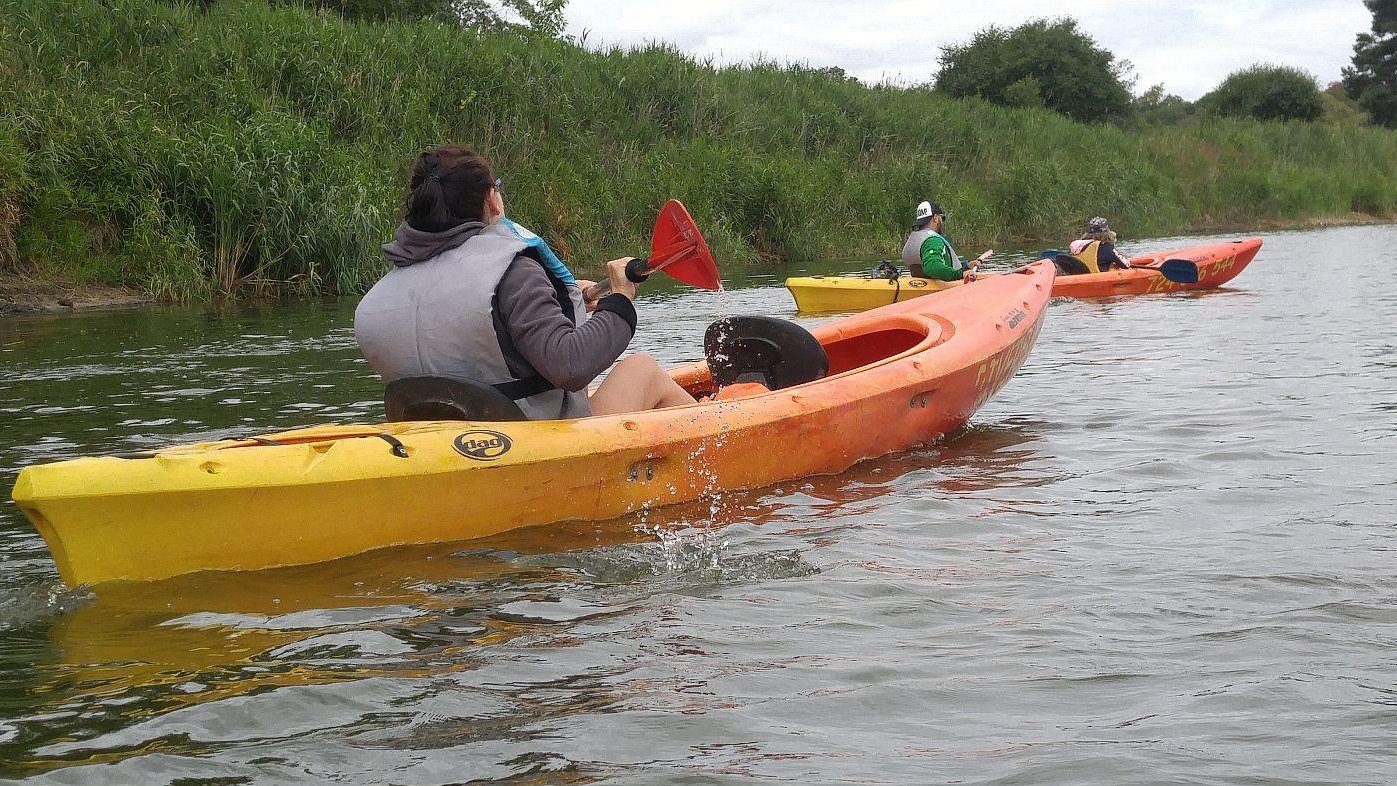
[12,263,1057,585]
[1049,237,1262,299]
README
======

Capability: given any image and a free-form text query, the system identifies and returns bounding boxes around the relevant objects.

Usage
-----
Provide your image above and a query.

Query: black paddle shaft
[582,257,650,301]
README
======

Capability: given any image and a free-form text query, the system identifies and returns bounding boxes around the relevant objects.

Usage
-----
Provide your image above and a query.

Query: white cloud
[564,0,1372,99]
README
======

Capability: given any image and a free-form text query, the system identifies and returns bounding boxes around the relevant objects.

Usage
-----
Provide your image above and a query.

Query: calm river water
[1,225,1394,784]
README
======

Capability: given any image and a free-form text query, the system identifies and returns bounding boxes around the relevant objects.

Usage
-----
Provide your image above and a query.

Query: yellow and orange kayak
[786,238,1262,312]
[12,262,1057,586]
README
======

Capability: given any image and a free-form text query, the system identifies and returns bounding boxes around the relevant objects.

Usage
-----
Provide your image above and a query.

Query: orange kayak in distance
[1049,237,1262,299]
[786,237,1262,312]
[12,262,1057,586]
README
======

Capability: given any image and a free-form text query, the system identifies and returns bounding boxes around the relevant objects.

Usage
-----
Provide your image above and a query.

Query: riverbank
[0,273,150,316]
[3,0,1397,303]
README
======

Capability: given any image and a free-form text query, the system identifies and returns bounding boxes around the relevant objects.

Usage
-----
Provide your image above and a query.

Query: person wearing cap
[901,201,979,282]
[1043,217,1131,274]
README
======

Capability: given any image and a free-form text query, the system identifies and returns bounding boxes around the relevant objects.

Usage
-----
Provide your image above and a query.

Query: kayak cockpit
[819,315,942,376]
[674,313,944,399]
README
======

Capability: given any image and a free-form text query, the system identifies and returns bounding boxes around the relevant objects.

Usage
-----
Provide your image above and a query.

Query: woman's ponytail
[404,146,494,233]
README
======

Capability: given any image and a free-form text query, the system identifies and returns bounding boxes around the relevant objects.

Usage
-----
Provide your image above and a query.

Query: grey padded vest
[900,228,962,270]
[355,221,591,420]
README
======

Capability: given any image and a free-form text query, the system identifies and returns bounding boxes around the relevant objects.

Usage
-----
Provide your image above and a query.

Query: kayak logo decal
[908,279,928,288]
[453,430,512,461]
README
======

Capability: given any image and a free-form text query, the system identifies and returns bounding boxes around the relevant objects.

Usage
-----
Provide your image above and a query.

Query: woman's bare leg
[588,354,695,416]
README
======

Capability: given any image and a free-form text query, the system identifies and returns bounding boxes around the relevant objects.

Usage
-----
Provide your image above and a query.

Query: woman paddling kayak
[1039,216,1131,275]
[354,146,694,419]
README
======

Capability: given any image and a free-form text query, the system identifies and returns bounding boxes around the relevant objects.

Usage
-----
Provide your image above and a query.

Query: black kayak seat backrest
[384,375,527,422]
[703,316,829,390]
[1053,254,1093,276]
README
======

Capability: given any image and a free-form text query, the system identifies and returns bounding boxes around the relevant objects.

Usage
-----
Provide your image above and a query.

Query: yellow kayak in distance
[785,274,962,313]
[787,238,1263,313]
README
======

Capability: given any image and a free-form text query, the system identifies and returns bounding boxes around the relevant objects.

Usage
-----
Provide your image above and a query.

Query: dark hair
[404,146,494,232]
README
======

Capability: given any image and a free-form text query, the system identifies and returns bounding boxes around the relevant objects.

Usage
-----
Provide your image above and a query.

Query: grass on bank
[2,0,1396,300]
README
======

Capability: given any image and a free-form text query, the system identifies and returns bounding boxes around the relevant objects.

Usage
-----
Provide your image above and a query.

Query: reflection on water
[2,225,1396,784]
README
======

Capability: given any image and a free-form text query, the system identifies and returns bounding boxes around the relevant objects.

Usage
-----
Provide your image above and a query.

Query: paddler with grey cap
[901,201,990,281]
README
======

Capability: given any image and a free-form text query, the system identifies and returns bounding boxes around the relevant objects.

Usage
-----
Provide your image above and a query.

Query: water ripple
[1,227,1396,784]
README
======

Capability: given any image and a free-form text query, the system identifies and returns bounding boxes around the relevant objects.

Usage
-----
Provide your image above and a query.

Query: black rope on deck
[374,433,410,458]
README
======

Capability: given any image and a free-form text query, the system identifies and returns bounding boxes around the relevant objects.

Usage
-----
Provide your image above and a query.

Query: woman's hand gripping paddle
[583,200,722,301]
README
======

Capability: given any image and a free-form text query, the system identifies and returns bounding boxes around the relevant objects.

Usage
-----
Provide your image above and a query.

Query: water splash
[649,520,728,574]
[627,400,741,576]
[0,580,91,632]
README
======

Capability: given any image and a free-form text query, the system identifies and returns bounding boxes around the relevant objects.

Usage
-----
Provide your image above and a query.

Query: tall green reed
[1,0,1395,300]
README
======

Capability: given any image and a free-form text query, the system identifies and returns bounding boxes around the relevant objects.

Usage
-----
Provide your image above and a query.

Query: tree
[1002,76,1047,110]
[283,0,567,36]
[456,0,567,37]
[1199,65,1323,122]
[934,18,1134,123]
[1342,0,1397,128]
[1133,83,1193,126]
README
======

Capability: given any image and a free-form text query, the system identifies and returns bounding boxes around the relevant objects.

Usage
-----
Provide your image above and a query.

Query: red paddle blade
[651,199,721,290]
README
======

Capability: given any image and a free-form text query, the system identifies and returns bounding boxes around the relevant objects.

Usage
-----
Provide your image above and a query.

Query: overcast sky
[563,1,1372,100]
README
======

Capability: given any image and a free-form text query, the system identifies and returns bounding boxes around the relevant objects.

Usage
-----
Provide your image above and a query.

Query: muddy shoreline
[0,274,152,316]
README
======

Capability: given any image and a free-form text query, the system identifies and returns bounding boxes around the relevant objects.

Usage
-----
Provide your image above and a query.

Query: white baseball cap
[914,201,945,226]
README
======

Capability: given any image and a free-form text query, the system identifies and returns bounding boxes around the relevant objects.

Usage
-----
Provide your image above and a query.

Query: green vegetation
[277,0,566,36]
[0,124,28,271]
[3,0,1397,301]
[1321,83,1369,128]
[1132,85,1195,128]
[934,18,1133,123]
[1342,0,1397,128]
[1199,65,1324,123]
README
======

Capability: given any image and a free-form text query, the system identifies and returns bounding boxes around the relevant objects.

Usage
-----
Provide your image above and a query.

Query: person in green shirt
[900,201,985,281]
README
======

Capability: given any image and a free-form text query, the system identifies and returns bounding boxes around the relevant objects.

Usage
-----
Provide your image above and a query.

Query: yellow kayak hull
[12,262,1056,586]
[785,275,961,312]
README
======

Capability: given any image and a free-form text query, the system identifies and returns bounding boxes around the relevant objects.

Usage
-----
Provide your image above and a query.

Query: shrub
[1321,83,1369,127]
[1200,65,1323,122]
[1133,84,1194,127]
[935,18,1134,123]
